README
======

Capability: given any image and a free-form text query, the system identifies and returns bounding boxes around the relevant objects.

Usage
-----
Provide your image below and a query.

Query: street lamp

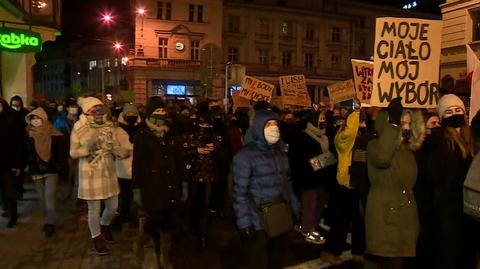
[136,7,146,16]
[101,13,113,24]
[113,41,123,51]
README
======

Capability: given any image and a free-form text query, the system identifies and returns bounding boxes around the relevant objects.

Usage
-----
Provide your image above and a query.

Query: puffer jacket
[232,109,300,231]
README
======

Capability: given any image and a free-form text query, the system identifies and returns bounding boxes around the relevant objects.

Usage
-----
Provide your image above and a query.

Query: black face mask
[125,116,137,125]
[402,129,412,140]
[359,127,367,134]
[430,126,442,137]
[442,114,464,128]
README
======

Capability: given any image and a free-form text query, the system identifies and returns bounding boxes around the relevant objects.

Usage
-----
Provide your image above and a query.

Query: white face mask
[31,118,43,127]
[57,105,64,112]
[67,107,78,115]
[264,125,280,145]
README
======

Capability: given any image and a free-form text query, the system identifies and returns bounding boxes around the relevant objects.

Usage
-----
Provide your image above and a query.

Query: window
[106,59,111,68]
[189,4,194,21]
[305,26,314,40]
[258,19,270,35]
[259,49,269,64]
[305,53,314,70]
[89,60,96,70]
[197,5,203,22]
[282,51,292,66]
[157,1,163,19]
[472,10,480,41]
[228,16,240,32]
[331,27,341,42]
[281,21,292,36]
[228,47,239,63]
[331,54,341,68]
[191,40,200,60]
[114,58,119,67]
[159,38,168,59]
[166,2,171,20]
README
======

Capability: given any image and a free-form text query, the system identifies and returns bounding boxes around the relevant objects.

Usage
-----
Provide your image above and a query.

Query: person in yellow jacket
[321,102,365,265]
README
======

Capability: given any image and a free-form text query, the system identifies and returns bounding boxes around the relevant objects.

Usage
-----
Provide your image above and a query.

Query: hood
[374,110,389,136]
[252,109,280,149]
[25,107,48,125]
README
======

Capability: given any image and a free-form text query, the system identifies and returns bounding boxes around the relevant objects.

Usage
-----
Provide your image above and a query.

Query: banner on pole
[351,59,374,104]
[327,80,356,104]
[279,75,311,107]
[371,17,442,108]
[239,76,274,102]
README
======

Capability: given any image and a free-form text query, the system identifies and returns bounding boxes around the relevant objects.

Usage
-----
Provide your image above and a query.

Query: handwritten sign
[232,90,250,111]
[351,59,373,104]
[279,75,311,107]
[239,76,274,102]
[327,80,356,104]
[372,17,442,108]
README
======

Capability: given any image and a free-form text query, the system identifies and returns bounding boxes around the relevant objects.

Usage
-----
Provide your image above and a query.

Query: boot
[159,232,174,269]
[92,235,109,255]
[101,225,114,243]
[43,224,55,238]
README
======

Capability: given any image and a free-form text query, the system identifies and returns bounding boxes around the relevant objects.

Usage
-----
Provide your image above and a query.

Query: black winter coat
[289,132,337,190]
[132,126,186,211]
[25,135,68,178]
[422,129,473,269]
[0,105,23,171]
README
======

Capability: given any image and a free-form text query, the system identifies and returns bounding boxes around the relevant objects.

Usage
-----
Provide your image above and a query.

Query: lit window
[114,58,119,67]
[228,47,239,63]
[259,49,269,65]
[89,60,97,70]
[281,21,292,36]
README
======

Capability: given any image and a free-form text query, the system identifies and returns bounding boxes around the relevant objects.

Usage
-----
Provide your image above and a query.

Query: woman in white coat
[70,97,128,255]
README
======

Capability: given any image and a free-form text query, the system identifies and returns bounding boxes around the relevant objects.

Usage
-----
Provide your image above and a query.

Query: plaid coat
[70,115,128,200]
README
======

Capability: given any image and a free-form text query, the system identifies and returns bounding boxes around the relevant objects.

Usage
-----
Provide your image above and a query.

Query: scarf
[304,122,329,153]
[28,122,63,162]
[146,120,170,138]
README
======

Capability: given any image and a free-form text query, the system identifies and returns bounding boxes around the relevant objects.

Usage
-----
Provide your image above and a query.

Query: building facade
[440,0,480,96]
[129,0,434,104]
[0,0,61,104]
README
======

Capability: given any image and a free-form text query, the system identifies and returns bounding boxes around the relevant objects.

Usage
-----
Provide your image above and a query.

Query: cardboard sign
[239,76,274,102]
[232,90,250,111]
[327,80,356,104]
[351,59,374,104]
[372,17,442,108]
[279,75,311,107]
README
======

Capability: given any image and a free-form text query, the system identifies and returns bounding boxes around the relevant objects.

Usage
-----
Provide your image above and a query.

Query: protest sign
[239,76,274,102]
[327,80,356,104]
[351,59,374,104]
[232,90,250,111]
[372,17,442,108]
[279,75,311,107]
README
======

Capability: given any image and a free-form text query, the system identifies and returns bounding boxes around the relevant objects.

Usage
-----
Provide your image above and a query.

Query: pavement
[0,181,363,269]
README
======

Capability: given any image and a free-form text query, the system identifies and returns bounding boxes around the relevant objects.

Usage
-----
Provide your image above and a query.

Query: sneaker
[304,231,326,245]
[294,225,307,237]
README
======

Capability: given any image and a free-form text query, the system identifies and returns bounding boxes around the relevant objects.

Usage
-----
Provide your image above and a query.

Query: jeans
[34,174,58,225]
[87,195,118,238]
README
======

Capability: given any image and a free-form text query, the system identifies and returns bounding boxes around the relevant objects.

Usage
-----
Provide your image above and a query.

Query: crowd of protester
[1,93,480,269]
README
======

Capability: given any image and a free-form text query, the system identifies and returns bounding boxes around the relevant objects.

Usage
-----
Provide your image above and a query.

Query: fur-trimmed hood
[375,109,425,151]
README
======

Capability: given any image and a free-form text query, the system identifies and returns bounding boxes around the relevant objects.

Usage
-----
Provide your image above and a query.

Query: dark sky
[61,0,131,41]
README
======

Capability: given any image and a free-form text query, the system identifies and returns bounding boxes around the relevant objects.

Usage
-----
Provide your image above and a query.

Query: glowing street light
[101,13,113,24]
[136,7,146,16]
[113,42,123,50]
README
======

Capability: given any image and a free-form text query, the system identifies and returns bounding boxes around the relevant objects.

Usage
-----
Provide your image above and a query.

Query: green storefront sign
[0,27,42,53]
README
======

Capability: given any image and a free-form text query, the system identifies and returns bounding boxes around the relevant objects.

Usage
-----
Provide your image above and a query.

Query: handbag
[249,155,294,238]
[464,154,480,220]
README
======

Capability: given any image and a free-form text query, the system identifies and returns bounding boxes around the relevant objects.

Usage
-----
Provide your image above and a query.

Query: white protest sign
[239,76,274,102]
[327,79,356,104]
[279,75,311,107]
[372,17,442,108]
[351,59,374,104]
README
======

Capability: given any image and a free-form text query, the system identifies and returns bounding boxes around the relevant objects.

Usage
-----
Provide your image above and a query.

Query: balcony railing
[132,58,201,69]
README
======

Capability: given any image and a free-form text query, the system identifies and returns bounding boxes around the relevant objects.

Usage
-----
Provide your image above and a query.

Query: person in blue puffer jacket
[232,108,300,269]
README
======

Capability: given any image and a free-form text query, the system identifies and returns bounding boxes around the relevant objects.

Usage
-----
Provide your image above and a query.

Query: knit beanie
[437,94,465,118]
[146,96,166,116]
[78,97,103,113]
[122,103,139,117]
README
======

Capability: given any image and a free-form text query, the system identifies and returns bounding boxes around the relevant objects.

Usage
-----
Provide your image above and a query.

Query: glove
[181,182,189,202]
[387,97,403,125]
[133,188,143,208]
[240,226,255,241]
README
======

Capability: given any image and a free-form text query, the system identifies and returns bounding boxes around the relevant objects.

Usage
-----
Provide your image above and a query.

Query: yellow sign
[351,59,373,104]
[239,76,274,102]
[327,80,356,104]
[279,75,311,107]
